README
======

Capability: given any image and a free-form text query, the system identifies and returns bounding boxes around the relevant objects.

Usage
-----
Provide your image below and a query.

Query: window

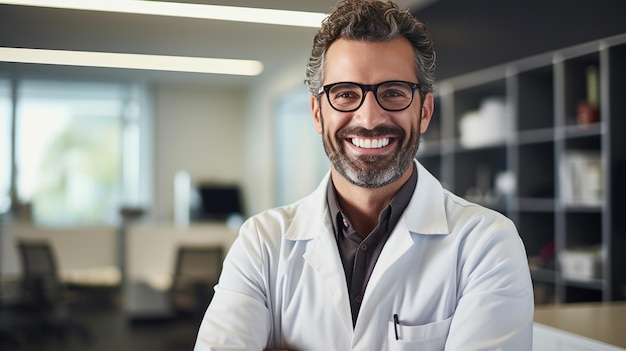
[1,79,152,226]
[274,87,328,206]
[0,79,10,214]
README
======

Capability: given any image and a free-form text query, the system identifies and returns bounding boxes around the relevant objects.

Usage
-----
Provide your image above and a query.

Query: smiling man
[194,1,534,350]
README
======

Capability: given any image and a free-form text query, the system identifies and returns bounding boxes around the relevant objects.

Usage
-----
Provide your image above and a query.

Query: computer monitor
[195,185,242,221]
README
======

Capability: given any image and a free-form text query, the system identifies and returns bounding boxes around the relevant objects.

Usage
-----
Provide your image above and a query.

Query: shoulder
[442,189,513,227]
[241,200,302,238]
[222,202,306,275]
[238,181,329,245]
[439,189,523,250]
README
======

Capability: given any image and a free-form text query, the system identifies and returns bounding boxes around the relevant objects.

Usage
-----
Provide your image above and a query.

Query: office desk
[125,223,237,320]
[61,265,121,287]
[534,302,626,351]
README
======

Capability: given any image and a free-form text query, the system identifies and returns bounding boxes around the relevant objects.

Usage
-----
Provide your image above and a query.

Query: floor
[0,289,202,351]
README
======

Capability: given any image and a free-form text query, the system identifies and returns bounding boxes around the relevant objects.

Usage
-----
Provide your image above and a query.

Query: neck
[332,163,413,238]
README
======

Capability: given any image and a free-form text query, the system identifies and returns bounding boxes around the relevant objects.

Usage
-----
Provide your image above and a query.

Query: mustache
[336,125,404,139]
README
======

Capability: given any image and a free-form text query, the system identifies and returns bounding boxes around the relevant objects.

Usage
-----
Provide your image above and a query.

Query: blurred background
[1,0,626,350]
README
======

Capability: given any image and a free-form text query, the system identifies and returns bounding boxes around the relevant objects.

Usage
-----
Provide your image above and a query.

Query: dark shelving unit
[416,33,626,305]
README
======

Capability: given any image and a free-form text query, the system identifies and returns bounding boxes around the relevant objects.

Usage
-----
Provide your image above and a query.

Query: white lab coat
[194,161,534,351]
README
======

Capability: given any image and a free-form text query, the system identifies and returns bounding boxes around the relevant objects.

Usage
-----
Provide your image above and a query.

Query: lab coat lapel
[286,174,354,338]
[365,161,450,295]
[302,221,353,338]
[365,216,414,290]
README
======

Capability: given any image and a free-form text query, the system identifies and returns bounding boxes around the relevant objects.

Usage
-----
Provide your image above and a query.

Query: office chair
[17,240,91,343]
[0,216,23,349]
[169,245,224,323]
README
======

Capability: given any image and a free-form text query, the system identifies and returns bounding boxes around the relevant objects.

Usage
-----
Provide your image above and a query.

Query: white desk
[533,302,626,351]
[61,265,121,287]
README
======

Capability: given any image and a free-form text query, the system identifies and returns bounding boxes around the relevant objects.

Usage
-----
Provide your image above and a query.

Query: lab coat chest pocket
[387,316,452,351]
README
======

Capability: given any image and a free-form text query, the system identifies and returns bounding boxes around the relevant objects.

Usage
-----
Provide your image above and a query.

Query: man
[194,0,534,350]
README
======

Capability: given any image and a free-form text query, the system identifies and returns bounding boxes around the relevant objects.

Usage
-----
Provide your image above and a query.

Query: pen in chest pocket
[393,314,399,340]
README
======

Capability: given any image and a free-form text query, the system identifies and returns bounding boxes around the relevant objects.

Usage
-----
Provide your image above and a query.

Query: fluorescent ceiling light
[0,47,264,76]
[0,0,327,28]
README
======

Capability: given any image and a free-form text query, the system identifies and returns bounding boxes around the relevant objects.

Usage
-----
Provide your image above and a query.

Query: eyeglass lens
[327,81,415,112]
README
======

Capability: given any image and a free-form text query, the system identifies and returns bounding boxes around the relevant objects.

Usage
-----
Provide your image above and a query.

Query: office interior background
[1,0,626,350]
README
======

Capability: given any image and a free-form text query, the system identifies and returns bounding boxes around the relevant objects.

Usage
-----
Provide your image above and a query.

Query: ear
[311,95,323,134]
[419,92,435,133]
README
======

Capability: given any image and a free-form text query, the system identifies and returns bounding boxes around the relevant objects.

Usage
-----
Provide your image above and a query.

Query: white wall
[153,83,247,221]
[149,58,328,221]
[274,87,329,206]
[242,62,315,216]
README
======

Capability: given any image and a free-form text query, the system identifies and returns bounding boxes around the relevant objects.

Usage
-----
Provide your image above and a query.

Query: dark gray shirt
[326,166,417,326]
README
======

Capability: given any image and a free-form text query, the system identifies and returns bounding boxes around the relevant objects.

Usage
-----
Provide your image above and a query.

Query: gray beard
[320,114,422,188]
[334,152,415,188]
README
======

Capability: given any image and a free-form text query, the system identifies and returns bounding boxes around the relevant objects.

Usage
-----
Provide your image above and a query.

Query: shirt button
[342,217,349,228]
[355,294,363,303]
[360,244,367,251]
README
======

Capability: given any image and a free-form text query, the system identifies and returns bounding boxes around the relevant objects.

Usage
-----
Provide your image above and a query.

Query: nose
[354,92,389,129]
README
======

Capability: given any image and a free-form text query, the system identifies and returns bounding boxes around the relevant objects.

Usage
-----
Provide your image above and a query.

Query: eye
[379,88,409,99]
[381,89,406,98]
[329,84,362,101]
[335,91,359,99]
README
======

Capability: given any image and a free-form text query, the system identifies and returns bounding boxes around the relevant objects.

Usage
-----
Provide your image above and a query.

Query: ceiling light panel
[0,47,264,76]
[0,0,327,28]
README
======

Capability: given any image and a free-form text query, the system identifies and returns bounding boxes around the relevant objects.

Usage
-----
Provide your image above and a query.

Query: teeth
[351,137,390,149]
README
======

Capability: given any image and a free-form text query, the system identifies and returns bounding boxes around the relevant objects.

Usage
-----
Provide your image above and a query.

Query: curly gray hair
[304,0,436,95]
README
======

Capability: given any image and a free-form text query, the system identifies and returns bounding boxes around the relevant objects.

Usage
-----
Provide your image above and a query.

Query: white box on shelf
[459,97,511,148]
[558,248,602,282]
[560,151,603,206]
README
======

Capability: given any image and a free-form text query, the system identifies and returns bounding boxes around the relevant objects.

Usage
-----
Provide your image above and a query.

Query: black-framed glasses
[318,80,422,112]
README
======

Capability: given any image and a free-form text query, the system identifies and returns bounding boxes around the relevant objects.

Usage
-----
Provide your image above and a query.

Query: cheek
[407,108,425,134]
[320,109,350,135]
[396,114,419,137]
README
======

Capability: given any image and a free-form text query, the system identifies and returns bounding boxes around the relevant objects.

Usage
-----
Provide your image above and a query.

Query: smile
[351,137,390,149]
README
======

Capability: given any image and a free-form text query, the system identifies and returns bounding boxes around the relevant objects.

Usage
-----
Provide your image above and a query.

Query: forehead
[324,37,417,84]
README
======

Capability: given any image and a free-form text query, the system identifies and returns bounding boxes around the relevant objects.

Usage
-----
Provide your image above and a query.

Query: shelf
[517,198,555,212]
[560,204,603,212]
[516,128,554,145]
[562,278,604,291]
[452,141,507,153]
[433,33,626,304]
[561,122,604,139]
[531,268,557,284]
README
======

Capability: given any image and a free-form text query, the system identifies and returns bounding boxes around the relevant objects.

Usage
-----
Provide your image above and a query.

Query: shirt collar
[326,165,418,238]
